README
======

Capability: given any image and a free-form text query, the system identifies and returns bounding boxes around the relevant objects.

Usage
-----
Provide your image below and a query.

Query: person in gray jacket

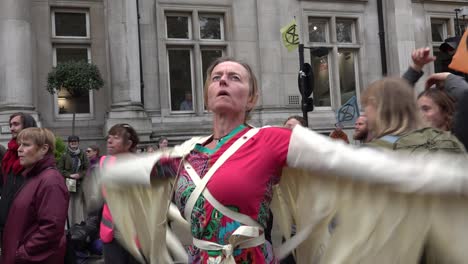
[402,47,468,149]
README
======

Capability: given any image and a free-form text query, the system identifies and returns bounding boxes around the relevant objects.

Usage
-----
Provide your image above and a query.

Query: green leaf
[46,60,104,97]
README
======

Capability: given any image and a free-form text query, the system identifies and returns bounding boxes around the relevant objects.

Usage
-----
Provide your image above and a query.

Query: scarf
[68,147,82,174]
[1,139,23,180]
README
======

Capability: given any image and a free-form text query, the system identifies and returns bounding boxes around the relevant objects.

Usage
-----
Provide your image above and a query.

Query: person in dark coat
[0,144,6,163]
[1,127,69,264]
[58,135,90,225]
[0,112,37,225]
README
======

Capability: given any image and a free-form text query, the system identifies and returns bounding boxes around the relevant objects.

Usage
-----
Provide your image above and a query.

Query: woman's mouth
[217,91,230,97]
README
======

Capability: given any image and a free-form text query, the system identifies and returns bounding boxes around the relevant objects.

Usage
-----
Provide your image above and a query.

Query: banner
[335,95,359,126]
[280,20,299,52]
[449,28,468,74]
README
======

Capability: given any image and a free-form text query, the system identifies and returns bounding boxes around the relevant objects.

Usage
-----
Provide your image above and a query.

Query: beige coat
[101,126,468,263]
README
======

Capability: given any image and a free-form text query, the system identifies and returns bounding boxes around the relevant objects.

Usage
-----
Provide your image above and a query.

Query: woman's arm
[453,88,468,150]
[402,47,436,86]
[425,72,468,100]
[100,137,202,185]
[287,125,468,194]
[100,153,165,185]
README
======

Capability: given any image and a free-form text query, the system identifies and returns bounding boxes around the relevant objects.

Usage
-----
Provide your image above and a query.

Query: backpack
[368,127,467,155]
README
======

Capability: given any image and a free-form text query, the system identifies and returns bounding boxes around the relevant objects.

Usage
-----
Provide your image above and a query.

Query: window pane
[308,18,327,43]
[168,50,193,111]
[167,16,189,39]
[338,51,357,104]
[201,49,223,84]
[311,55,331,107]
[57,89,90,114]
[336,20,354,43]
[199,15,222,39]
[54,12,87,37]
[56,48,88,63]
[431,22,445,42]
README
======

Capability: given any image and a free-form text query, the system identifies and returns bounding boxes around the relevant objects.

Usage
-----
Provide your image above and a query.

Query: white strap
[275,222,316,260]
[193,226,265,264]
[184,163,261,227]
[183,128,260,221]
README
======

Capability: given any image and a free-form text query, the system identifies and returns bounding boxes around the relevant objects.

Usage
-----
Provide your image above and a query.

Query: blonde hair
[17,127,56,155]
[203,57,259,120]
[361,77,422,138]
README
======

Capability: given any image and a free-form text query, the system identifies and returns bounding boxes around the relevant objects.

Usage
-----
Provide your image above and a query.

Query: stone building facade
[0,0,466,148]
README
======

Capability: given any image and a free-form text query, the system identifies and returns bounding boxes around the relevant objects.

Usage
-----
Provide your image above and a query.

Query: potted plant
[47,60,104,96]
[46,60,104,134]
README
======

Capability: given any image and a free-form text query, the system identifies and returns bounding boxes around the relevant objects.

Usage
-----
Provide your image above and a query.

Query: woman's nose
[219,75,228,85]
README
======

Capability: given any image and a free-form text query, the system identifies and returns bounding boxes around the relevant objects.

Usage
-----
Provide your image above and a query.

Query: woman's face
[284,118,301,130]
[159,139,168,149]
[18,138,47,168]
[86,148,98,160]
[206,61,255,116]
[107,133,131,155]
[417,95,446,130]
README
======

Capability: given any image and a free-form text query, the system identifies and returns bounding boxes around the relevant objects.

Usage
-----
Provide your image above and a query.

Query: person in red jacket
[101,123,140,264]
[1,127,69,264]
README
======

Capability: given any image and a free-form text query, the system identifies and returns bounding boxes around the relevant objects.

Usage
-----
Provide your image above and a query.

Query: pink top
[157,125,291,263]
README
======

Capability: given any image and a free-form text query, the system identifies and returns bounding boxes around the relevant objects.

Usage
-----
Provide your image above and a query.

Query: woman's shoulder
[255,126,292,145]
[257,125,292,136]
[37,167,67,185]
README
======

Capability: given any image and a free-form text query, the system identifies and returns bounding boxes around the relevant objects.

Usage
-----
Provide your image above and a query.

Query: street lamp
[298,44,328,127]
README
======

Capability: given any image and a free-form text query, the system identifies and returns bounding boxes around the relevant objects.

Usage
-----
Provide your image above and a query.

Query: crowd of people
[0,113,170,263]
[98,53,468,264]
[0,44,467,264]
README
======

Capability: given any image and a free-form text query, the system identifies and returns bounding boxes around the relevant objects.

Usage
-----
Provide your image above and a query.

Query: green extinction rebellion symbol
[285,24,299,45]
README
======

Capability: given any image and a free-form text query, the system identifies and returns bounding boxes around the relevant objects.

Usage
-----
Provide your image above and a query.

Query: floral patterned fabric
[156,125,291,263]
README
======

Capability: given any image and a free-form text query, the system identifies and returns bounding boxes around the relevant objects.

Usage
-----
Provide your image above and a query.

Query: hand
[411,47,436,72]
[425,72,451,90]
[70,173,80,179]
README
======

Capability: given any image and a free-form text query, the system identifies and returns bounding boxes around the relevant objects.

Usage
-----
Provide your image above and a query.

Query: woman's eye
[230,75,240,81]
[212,75,221,81]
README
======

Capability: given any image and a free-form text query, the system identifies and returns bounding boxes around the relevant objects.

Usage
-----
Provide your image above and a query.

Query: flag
[336,95,359,126]
[280,20,299,52]
[449,28,468,74]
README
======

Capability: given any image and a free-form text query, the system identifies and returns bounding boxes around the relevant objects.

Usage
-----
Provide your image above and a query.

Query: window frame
[51,9,90,39]
[304,13,362,110]
[52,45,95,120]
[427,14,463,73]
[163,7,229,115]
[430,18,449,46]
